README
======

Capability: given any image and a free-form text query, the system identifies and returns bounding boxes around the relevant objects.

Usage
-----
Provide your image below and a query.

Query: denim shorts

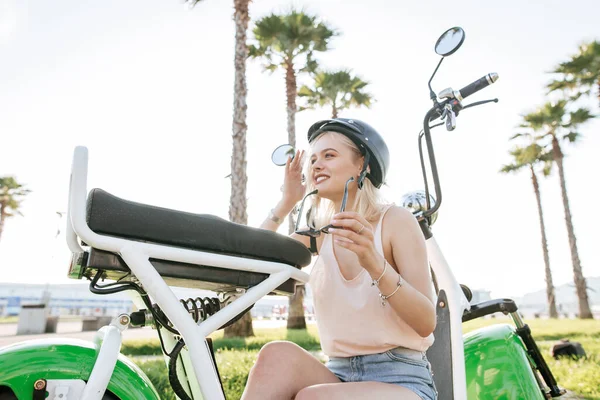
[326,347,438,400]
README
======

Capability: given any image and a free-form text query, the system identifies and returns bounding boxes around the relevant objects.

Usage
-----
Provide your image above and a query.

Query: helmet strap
[357,152,370,189]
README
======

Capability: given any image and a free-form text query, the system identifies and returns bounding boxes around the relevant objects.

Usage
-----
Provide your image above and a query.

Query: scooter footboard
[0,339,160,400]
[463,324,545,400]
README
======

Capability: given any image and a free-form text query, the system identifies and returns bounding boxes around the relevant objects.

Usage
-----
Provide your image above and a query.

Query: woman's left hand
[328,212,383,273]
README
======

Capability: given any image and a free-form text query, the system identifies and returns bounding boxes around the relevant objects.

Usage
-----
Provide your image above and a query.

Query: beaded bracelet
[268,209,283,224]
[371,260,388,287]
[379,274,404,307]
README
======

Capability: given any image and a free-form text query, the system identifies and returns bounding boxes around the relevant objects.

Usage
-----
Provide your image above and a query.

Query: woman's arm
[259,149,304,232]
[258,149,312,248]
[259,197,296,232]
[259,197,312,248]
[328,207,436,337]
[381,206,436,337]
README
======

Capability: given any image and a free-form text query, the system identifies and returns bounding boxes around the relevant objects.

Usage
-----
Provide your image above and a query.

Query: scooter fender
[463,324,545,400]
[0,338,161,400]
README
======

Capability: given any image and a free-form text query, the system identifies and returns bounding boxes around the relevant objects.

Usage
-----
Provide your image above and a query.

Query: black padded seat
[86,189,311,268]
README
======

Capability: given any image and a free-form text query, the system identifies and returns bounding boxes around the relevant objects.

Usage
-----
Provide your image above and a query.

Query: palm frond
[298,68,374,115]
[547,40,600,107]
[499,163,521,174]
[0,176,30,217]
[250,10,337,72]
[183,0,205,8]
[542,160,553,177]
[509,132,532,140]
[562,132,580,143]
[569,107,595,125]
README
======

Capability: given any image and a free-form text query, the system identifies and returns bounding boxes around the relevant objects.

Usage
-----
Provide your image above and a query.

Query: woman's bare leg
[241,341,341,400]
[295,381,424,400]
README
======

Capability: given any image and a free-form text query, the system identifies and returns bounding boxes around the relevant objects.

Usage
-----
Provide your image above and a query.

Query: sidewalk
[0,318,313,348]
[0,320,157,347]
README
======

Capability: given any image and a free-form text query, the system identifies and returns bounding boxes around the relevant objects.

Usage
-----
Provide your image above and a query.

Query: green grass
[135,359,174,400]
[136,349,258,400]
[122,324,321,356]
[0,316,19,324]
[130,326,321,400]
[131,319,600,400]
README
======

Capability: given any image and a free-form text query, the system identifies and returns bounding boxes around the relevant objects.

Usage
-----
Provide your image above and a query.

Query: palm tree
[0,177,31,243]
[186,0,254,337]
[522,100,595,318]
[500,141,558,318]
[249,10,336,329]
[298,69,374,118]
[547,40,600,107]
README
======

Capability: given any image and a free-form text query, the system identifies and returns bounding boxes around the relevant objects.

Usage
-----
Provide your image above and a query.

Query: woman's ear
[357,158,370,173]
[357,155,366,171]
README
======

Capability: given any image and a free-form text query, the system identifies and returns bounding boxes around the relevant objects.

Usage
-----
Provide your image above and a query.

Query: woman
[241,118,437,400]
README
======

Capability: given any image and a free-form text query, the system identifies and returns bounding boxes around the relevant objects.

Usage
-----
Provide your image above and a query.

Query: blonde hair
[304,131,384,227]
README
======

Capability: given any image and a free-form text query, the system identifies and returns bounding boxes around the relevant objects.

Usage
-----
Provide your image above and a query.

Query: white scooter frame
[66,145,471,399]
[67,146,311,400]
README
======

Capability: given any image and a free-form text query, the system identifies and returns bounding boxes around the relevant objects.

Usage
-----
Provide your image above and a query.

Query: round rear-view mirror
[271,144,295,166]
[435,27,465,57]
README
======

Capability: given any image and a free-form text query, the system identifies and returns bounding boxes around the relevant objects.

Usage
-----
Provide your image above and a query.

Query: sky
[0,0,599,300]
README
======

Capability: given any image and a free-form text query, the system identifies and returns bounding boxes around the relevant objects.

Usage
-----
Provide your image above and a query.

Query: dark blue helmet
[307,118,389,188]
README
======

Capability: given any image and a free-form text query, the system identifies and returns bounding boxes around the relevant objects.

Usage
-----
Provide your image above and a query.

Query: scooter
[0,27,564,400]
[273,26,566,400]
[403,26,565,399]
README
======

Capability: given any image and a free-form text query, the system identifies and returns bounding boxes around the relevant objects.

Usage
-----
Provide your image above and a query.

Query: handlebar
[421,107,444,219]
[458,73,498,101]
[420,73,499,219]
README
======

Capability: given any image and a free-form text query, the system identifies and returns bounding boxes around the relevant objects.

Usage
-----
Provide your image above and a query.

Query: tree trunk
[224,0,254,338]
[285,58,307,330]
[285,59,298,236]
[551,135,593,319]
[530,167,558,318]
[332,103,338,119]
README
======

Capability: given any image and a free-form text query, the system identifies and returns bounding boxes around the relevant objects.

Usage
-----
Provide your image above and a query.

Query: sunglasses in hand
[294,177,355,238]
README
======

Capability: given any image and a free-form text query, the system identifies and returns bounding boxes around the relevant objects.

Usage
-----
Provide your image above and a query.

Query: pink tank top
[308,205,435,357]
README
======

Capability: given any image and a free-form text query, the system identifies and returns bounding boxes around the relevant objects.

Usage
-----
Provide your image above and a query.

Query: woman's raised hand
[282,149,306,206]
[328,212,382,273]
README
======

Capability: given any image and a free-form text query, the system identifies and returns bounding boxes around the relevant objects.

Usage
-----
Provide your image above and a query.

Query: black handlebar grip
[458,73,498,100]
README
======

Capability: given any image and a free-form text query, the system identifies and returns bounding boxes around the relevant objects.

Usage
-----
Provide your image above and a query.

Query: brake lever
[462,98,498,110]
[446,109,456,131]
[443,103,457,131]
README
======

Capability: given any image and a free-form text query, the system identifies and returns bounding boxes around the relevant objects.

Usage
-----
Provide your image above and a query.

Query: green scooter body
[464,324,545,399]
[0,338,160,400]
[0,324,550,399]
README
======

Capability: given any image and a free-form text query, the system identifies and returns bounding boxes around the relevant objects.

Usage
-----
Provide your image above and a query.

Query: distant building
[0,283,133,317]
[0,299,7,316]
[470,289,491,305]
[0,282,312,320]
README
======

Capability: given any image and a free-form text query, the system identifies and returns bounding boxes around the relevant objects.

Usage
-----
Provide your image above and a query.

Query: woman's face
[309,132,363,200]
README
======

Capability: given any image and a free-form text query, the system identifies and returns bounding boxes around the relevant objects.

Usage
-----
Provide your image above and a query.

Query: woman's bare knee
[243,341,340,400]
[251,341,300,374]
[245,341,303,389]
[243,341,312,400]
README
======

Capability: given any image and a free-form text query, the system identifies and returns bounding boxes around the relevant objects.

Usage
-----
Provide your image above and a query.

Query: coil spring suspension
[129,296,222,328]
[179,297,221,323]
